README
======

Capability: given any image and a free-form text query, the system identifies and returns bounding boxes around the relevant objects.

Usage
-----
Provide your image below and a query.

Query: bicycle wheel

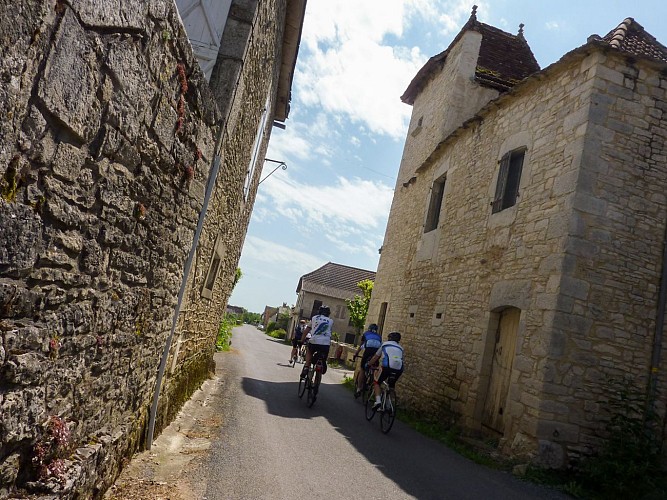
[306,374,318,407]
[380,390,396,434]
[298,374,307,398]
[361,371,372,403]
[365,390,377,421]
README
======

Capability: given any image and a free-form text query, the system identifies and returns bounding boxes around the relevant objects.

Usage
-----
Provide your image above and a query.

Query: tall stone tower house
[368,7,667,465]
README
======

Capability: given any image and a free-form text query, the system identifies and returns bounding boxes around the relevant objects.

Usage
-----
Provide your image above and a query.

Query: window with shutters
[175,0,232,82]
[491,148,525,214]
[424,174,446,232]
[244,95,271,201]
[201,235,225,299]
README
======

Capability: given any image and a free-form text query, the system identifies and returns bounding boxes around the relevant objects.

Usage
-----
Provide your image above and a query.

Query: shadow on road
[239,376,568,500]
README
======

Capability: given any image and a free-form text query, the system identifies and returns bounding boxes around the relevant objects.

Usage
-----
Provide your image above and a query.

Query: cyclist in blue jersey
[289,319,307,364]
[352,324,382,398]
[369,331,404,410]
[300,305,333,379]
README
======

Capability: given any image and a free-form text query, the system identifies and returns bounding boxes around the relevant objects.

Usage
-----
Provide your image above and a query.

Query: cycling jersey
[379,341,403,370]
[360,330,382,350]
[308,314,333,346]
[294,325,303,340]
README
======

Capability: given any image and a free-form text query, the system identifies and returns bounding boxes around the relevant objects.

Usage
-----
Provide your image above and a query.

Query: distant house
[262,302,290,330]
[293,262,376,344]
[226,304,245,316]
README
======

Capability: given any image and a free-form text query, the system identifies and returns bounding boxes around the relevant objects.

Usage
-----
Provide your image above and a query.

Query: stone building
[293,262,376,344]
[0,0,306,497]
[368,8,667,466]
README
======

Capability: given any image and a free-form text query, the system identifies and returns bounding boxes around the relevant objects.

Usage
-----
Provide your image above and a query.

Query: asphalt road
[194,324,569,500]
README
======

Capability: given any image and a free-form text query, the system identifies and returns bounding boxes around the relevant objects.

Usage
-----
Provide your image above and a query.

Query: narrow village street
[107,325,569,500]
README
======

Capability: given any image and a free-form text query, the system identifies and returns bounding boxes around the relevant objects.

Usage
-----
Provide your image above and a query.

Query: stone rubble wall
[369,47,667,464]
[0,0,286,497]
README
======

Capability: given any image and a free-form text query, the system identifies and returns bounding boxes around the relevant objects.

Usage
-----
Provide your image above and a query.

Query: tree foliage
[345,279,374,333]
[232,267,243,290]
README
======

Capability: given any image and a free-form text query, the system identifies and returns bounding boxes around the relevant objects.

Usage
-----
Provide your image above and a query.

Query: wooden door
[175,0,232,81]
[482,307,520,434]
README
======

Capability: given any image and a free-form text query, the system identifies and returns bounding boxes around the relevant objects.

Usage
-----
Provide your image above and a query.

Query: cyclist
[352,324,382,398]
[289,319,307,364]
[369,331,404,410]
[300,305,333,379]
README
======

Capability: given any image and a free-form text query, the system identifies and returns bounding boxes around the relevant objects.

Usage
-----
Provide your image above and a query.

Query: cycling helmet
[368,324,378,332]
[318,305,331,317]
[387,331,401,342]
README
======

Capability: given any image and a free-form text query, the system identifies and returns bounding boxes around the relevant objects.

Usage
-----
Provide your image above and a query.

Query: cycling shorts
[374,366,403,387]
[292,338,303,348]
[307,343,330,362]
[361,348,379,370]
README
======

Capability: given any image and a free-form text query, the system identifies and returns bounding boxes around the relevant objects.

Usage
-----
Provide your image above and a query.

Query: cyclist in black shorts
[369,331,404,410]
[290,319,307,364]
[352,324,382,397]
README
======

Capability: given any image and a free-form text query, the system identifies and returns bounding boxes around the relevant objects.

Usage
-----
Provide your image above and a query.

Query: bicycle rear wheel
[361,371,371,403]
[298,375,307,398]
[306,374,318,408]
[380,390,396,434]
[365,390,377,421]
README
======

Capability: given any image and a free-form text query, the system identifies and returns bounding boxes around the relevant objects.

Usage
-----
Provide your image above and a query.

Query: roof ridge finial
[518,23,525,40]
[471,5,478,21]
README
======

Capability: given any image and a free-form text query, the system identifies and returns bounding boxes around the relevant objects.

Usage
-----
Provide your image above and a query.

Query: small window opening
[492,148,525,213]
[201,236,226,299]
[424,174,446,232]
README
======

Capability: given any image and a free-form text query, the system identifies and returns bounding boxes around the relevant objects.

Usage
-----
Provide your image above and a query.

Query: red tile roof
[601,18,667,63]
[401,8,539,104]
[297,262,376,300]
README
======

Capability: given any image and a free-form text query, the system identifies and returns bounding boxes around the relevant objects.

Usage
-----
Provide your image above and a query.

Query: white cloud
[252,169,393,262]
[241,235,324,273]
[545,21,560,31]
[296,1,428,140]
[261,172,394,230]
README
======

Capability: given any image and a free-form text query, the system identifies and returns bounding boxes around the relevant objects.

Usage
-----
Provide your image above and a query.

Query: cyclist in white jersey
[300,305,334,379]
[369,331,404,410]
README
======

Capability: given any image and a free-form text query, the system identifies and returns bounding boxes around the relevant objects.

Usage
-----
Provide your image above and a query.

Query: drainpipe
[648,218,667,414]
[146,148,223,449]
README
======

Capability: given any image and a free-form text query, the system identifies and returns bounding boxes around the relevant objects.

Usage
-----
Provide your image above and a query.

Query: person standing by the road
[300,305,333,378]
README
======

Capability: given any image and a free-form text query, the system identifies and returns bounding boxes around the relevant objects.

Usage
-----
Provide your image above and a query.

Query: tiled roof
[601,18,667,64]
[401,8,539,104]
[297,262,376,301]
[474,23,540,91]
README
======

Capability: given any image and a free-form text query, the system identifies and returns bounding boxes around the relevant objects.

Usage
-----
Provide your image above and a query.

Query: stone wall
[369,45,667,463]
[0,0,289,497]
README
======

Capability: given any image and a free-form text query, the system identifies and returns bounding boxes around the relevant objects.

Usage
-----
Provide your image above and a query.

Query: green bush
[571,380,665,499]
[216,315,235,351]
[266,321,277,333]
[331,331,340,342]
[268,328,286,339]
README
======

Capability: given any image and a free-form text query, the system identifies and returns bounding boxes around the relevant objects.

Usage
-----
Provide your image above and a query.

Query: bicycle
[364,376,398,434]
[353,356,375,402]
[297,351,325,408]
[297,344,306,364]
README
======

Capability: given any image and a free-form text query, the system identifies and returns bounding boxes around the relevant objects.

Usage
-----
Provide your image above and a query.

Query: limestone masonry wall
[369,46,667,464]
[0,0,287,497]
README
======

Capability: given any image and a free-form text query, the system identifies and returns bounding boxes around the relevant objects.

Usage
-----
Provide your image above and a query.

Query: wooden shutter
[175,0,232,81]
[492,152,510,213]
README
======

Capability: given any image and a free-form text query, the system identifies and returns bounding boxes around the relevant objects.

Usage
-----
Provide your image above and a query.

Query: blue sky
[229,0,667,314]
